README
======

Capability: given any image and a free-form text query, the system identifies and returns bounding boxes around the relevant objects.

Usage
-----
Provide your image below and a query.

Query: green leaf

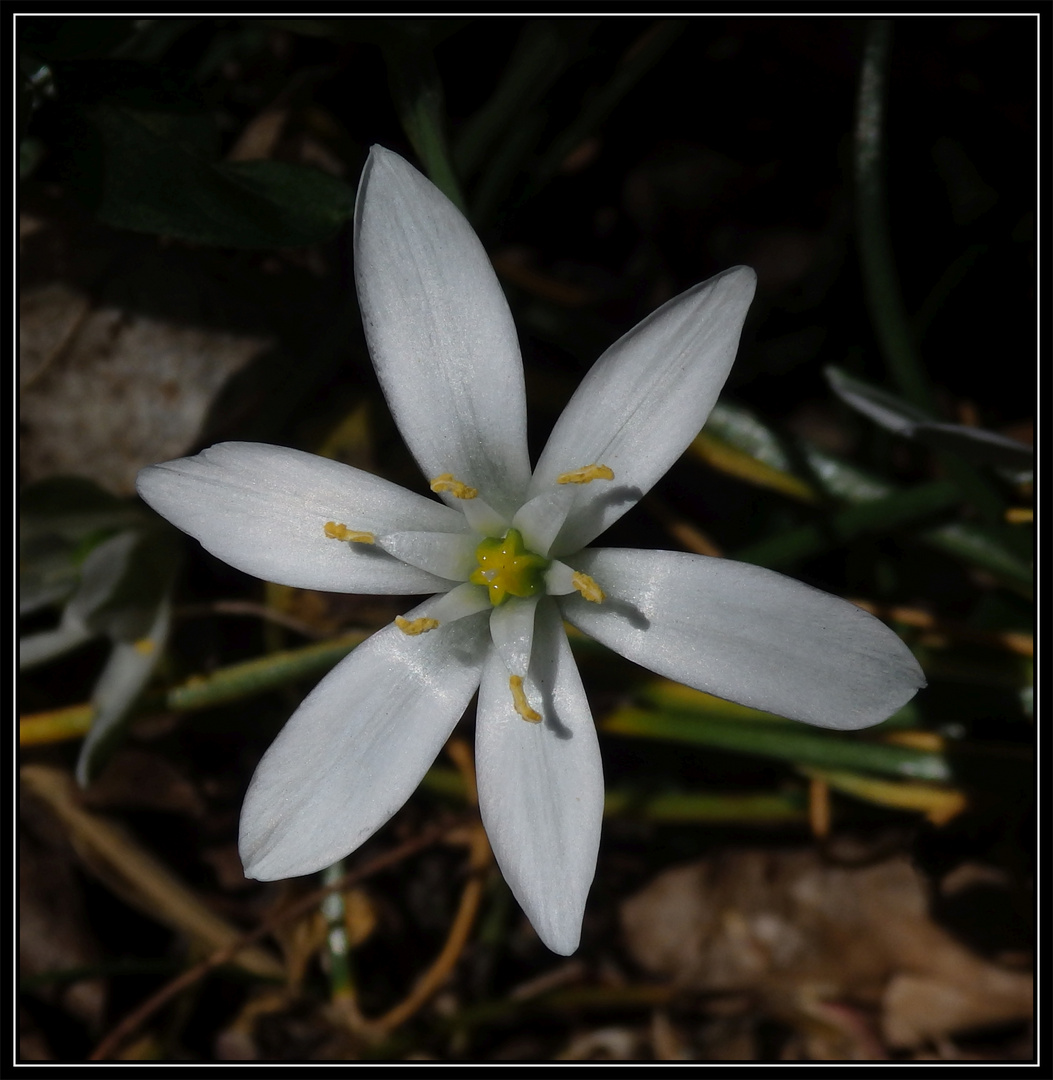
[826,365,934,435]
[828,367,1034,474]
[732,479,961,568]
[225,159,356,239]
[456,20,596,222]
[703,401,893,504]
[383,36,465,210]
[20,478,145,616]
[80,103,354,248]
[703,402,1030,587]
[853,23,1005,521]
[855,20,933,412]
[420,765,807,823]
[164,630,369,711]
[20,476,141,542]
[533,21,686,190]
[68,527,179,643]
[17,17,140,62]
[921,522,1033,593]
[604,708,952,782]
[603,787,806,824]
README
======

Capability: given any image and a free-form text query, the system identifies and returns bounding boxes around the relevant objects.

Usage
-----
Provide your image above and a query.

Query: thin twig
[89,823,456,1061]
[369,739,491,1034]
[373,825,491,1034]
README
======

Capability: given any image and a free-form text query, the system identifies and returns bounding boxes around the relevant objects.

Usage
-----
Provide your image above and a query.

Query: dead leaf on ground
[621,847,1032,1058]
[20,277,267,495]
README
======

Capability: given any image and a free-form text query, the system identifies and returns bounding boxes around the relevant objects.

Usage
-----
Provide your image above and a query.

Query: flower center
[469,528,550,607]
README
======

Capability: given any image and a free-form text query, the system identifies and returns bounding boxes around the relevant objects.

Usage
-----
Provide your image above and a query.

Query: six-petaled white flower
[136,147,925,955]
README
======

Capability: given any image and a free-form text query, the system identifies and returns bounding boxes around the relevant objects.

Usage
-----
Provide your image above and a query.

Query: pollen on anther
[395,616,440,636]
[509,675,542,723]
[430,473,478,499]
[324,521,375,544]
[572,571,605,603]
[557,463,614,485]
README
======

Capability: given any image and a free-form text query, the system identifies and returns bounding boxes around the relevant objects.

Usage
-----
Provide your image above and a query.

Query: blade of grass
[532,20,685,190]
[855,19,1003,521]
[20,628,370,746]
[602,707,952,782]
[454,20,593,180]
[856,19,932,412]
[384,36,465,210]
[799,765,967,825]
[701,403,1029,587]
[164,628,369,710]
[731,478,960,568]
[421,765,808,824]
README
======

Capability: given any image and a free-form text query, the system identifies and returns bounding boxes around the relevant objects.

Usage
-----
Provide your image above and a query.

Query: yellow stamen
[133,638,155,656]
[571,571,605,603]
[324,522,375,544]
[557,463,614,485]
[430,474,478,500]
[509,675,541,723]
[1006,507,1033,524]
[395,616,440,636]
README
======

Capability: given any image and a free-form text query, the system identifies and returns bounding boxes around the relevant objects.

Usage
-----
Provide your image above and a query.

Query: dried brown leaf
[621,848,1032,1053]
[21,765,284,981]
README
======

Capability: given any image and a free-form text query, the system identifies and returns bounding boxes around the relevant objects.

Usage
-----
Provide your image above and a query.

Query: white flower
[136,147,925,955]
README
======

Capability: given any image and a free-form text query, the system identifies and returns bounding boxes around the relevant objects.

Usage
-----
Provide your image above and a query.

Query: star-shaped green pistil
[470,528,550,606]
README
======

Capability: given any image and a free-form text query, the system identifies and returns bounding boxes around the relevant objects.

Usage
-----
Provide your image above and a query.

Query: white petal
[418,582,492,624]
[561,549,925,731]
[376,530,479,581]
[137,443,465,594]
[354,147,531,517]
[459,496,510,538]
[530,267,756,554]
[488,595,538,677]
[476,599,603,955]
[240,604,491,879]
[543,560,579,597]
[511,487,575,557]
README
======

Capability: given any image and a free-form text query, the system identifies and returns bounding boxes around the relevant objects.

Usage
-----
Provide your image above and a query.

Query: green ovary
[470,528,550,606]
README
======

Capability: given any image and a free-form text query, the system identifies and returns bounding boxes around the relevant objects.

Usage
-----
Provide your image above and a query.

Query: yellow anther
[430,474,478,500]
[509,675,542,723]
[395,616,440,636]
[324,522,375,544]
[133,638,155,656]
[557,463,614,485]
[571,571,605,603]
[1006,507,1033,524]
